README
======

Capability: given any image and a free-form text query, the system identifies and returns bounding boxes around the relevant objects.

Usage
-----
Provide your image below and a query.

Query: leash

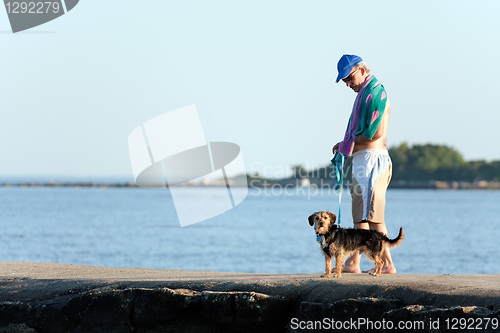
[331,152,345,228]
[315,152,345,246]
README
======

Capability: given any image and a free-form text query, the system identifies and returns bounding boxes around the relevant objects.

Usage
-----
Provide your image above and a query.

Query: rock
[132,288,294,332]
[0,302,36,331]
[288,297,403,332]
[294,297,403,323]
[0,323,37,333]
[385,305,500,333]
[0,287,294,333]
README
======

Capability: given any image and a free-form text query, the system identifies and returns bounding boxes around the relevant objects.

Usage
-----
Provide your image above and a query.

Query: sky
[1,0,500,180]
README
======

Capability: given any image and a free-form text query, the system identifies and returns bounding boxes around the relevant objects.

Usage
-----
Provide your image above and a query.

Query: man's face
[342,67,365,93]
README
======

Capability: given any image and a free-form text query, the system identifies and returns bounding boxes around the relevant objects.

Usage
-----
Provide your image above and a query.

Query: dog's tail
[385,227,404,248]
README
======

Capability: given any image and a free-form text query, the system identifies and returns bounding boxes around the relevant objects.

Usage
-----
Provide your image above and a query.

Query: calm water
[0,186,499,274]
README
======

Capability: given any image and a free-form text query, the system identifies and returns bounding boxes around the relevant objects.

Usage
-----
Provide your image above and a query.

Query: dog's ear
[308,213,317,226]
[327,211,337,223]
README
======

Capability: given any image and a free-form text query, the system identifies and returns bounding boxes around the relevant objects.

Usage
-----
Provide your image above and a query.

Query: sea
[1,185,499,275]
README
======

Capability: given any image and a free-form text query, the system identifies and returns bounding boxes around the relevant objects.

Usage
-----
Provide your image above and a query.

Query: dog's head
[308,211,337,235]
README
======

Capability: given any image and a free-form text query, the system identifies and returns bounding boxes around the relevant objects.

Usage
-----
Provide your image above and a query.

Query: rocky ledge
[1,262,499,332]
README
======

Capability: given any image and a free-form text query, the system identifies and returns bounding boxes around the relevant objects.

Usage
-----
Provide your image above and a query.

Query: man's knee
[354,220,369,230]
[367,221,387,235]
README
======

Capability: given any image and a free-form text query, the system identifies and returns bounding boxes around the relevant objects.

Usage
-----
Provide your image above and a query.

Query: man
[332,54,396,274]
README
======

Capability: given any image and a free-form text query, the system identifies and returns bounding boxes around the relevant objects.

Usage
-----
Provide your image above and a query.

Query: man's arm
[334,100,391,154]
[333,116,385,153]
[355,124,384,144]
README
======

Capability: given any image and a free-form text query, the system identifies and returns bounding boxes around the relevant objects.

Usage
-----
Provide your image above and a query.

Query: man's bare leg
[342,221,369,273]
[343,220,397,274]
[362,222,397,274]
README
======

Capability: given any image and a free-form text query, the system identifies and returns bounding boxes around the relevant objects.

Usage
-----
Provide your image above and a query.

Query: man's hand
[332,142,340,154]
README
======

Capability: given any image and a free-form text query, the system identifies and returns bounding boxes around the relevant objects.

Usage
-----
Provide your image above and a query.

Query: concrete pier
[1,262,499,332]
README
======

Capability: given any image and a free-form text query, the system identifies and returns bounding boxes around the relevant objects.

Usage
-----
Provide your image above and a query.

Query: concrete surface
[1,261,499,308]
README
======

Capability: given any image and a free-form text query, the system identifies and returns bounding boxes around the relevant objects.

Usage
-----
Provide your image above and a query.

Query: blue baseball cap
[336,54,363,83]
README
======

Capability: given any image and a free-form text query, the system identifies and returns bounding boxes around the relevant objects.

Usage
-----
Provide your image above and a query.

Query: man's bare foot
[362,266,396,274]
[341,263,361,273]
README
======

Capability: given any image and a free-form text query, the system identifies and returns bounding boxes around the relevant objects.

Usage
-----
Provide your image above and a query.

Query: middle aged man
[332,54,396,274]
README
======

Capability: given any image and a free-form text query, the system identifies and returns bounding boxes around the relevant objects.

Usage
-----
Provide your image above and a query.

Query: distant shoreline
[0,179,499,190]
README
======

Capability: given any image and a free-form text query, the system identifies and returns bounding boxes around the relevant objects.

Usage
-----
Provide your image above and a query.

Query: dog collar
[316,234,328,248]
[316,233,323,243]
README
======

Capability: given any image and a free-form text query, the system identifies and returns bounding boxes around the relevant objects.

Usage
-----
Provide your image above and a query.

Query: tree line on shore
[389,143,500,182]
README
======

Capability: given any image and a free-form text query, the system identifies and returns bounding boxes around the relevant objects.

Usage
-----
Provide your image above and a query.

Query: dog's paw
[321,273,331,278]
[369,271,381,276]
[332,272,342,278]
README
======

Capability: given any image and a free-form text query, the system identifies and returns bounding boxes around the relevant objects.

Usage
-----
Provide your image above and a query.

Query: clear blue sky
[1,0,499,179]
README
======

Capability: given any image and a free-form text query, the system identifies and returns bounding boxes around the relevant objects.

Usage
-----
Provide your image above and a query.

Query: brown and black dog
[308,211,403,277]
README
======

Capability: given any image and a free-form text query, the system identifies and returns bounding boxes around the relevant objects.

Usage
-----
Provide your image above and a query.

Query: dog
[308,211,404,277]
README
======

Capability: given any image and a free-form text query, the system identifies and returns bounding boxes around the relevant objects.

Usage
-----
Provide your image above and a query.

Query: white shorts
[351,149,392,223]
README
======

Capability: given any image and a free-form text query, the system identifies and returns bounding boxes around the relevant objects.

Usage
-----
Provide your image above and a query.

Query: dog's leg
[322,255,332,278]
[332,255,343,277]
[370,254,384,276]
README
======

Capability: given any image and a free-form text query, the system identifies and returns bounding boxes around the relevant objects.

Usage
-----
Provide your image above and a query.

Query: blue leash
[331,152,345,227]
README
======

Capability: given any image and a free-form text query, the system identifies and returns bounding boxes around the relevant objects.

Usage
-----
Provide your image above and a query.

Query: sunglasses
[342,67,360,83]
